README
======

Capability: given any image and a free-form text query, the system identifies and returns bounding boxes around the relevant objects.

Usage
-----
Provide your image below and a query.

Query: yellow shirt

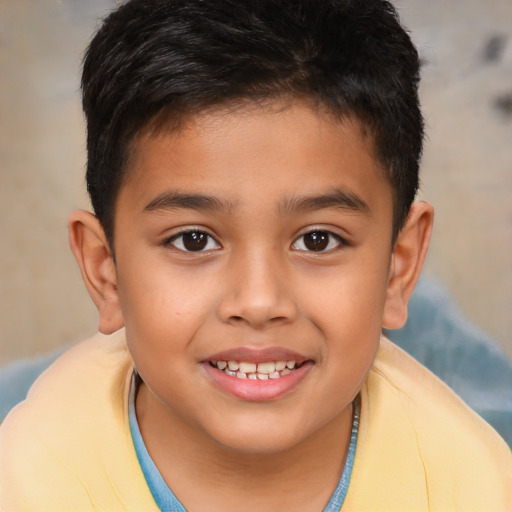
[1,330,510,511]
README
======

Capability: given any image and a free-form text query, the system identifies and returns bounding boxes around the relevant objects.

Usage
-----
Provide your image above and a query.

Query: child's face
[113,102,396,453]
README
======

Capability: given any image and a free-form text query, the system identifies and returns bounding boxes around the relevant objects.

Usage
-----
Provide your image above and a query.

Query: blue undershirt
[129,375,359,512]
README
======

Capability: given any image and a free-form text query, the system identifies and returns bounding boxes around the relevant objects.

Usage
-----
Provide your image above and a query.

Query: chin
[205,418,312,456]
[217,435,300,456]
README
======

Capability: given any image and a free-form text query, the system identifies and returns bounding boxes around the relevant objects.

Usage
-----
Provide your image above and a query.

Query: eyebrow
[279,187,370,216]
[143,187,369,216]
[143,191,235,213]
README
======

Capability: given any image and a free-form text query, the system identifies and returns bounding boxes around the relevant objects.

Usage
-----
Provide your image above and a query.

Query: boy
[1,0,510,510]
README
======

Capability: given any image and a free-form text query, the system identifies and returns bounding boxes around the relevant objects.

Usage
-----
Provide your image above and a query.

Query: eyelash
[164,228,346,254]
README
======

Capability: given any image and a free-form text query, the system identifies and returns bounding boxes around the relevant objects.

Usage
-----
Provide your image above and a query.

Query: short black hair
[82,0,423,244]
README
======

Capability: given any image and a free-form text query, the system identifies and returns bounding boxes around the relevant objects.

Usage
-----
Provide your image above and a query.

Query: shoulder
[345,337,512,511]
[0,330,157,511]
[371,337,509,450]
[1,330,132,432]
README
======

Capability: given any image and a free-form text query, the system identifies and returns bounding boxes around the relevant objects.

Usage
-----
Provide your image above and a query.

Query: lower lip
[202,362,313,401]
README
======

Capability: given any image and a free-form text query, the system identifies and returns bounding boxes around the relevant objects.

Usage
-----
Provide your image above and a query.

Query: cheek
[116,260,218,362]
[300,252,389,382]
[304,255,390,331]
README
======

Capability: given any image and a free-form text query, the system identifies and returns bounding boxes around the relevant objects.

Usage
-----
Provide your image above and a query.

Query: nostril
[269,315,290,323]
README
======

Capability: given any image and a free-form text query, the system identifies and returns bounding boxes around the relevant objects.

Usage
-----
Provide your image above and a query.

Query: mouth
[202,350,313,401]
[209,359,306,380]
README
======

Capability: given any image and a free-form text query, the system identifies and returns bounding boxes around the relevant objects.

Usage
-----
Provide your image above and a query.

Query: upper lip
[204,347,310,364]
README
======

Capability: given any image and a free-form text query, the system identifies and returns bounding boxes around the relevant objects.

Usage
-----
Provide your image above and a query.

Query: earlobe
[68,210,124,334]
[383,202,434,330]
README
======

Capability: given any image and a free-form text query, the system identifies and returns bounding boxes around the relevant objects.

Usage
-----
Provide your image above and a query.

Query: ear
[68,210,124,334]
[383,201,434,329]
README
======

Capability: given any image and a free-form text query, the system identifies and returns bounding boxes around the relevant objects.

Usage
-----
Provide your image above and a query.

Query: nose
[217,248,298,329]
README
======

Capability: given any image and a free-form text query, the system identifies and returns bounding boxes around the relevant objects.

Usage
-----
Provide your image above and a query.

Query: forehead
[120,101,392,217]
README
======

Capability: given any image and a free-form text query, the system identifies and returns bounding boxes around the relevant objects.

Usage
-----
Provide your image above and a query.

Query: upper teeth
[212,359,297,379]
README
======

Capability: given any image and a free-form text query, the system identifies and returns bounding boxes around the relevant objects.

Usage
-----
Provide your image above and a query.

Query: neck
[136,382,354,512]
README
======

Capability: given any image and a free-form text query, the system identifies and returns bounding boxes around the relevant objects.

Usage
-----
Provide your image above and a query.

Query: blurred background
[1,0,511,365]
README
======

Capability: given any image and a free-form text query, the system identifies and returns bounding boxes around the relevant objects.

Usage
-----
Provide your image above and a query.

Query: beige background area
[1,0,511,365]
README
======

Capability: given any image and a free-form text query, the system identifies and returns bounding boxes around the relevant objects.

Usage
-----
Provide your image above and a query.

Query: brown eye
[167,230,220,252]
[303,231,329,251]
[182,232,207,251]
[292,230,344,252]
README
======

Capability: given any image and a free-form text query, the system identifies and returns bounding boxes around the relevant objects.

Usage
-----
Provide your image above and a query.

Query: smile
[210,360,301,380]
[203,352,313,401]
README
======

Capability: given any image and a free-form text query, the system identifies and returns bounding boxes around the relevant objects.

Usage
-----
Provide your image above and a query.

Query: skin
[70,101,433,511]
